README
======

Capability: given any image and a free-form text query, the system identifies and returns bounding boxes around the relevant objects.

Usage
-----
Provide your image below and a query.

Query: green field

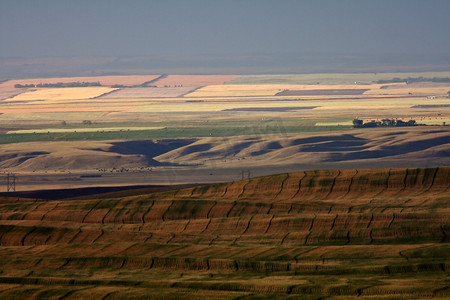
[0,124,354,144]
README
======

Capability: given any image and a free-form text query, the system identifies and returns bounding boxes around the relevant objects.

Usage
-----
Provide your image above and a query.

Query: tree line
[15,81,102,88]
[353,118,423,128]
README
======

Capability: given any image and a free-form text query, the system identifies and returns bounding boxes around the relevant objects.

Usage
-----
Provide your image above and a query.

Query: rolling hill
[0,166,448,299]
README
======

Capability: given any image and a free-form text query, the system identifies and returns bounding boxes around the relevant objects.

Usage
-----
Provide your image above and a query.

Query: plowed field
[153,75,239,87]
[98,87,198,98]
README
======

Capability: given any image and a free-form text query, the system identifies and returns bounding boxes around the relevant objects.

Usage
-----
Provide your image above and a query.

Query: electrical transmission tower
[6,173,16,192]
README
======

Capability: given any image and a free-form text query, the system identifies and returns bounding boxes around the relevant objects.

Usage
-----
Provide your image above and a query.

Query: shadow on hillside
[326,136,450,161]
[290,134,367,146]
[289,134,369,152]
[107,139,196,166]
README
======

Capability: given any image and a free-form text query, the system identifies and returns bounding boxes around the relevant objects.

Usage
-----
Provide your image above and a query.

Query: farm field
[153,74,239,87]
[98,87,199,98]
[0,72,448,191]
[0,166,448,298]
[0,75,161,91]
[0,73,448,299]
[185,84,388,98]
[7,87,117,101]
[226,71,450,85]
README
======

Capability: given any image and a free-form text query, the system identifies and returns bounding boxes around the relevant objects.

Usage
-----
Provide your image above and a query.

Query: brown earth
[222,106,319,112]
[0,166,448,298]
[153,75,239,87]
[275,89,369,96]
[97,87,199,98]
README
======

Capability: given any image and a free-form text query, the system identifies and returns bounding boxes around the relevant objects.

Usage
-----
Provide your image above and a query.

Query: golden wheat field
[6,87,117,101]
[0,75,161,91]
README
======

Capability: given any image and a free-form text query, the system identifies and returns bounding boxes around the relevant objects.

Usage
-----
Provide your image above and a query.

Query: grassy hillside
[0,166,448,299]
[1,128,448,178]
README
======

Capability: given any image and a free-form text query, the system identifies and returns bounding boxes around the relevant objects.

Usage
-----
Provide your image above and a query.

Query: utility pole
[241,170,251,180]
[6,173,16,192]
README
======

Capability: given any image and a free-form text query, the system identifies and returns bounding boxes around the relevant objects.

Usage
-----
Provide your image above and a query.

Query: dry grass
[0,75,160,91]
[0,166,448,298]
[1,127,449,176]
[155,127,450,167]
[0,140,149,171]
[7,87,117,101]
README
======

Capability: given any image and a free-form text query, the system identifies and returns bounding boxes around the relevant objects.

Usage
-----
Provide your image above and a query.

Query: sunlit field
[1,0,449,297]
[0,167,448,298]
[0,73,448,180]
[0,72,449,299]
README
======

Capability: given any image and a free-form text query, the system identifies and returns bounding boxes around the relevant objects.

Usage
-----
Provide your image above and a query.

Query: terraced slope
[0,167,449,299]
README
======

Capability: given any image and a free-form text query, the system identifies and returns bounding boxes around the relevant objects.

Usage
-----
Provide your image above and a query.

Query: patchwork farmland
[0,73,448,298]
[0,72,448,189]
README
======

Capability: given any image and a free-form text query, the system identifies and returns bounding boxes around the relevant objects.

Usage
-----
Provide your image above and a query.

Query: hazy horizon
[1,0,449,77]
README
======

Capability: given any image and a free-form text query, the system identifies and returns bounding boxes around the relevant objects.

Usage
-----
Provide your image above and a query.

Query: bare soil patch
[98,87,198,98]
[411,104,450,108]
[154,75,239,87]
[222,106,318,112]
[0,91,23,101]
[275,89,369,96]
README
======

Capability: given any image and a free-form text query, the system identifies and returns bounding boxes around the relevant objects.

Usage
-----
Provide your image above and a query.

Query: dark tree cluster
[353,118,421,128]
[14,83,35,88]
[15,81,102,88]
[376,77,450,84]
